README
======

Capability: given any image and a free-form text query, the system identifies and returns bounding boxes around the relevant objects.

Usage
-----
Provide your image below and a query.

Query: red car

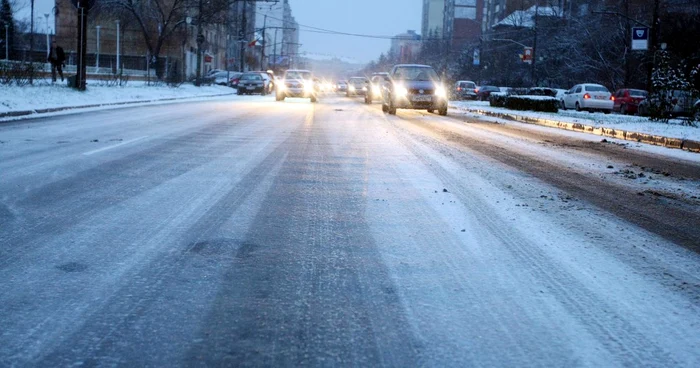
[612,89,648,115]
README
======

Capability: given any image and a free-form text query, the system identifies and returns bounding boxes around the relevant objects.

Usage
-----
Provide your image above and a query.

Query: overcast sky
[288,0,422,64]
[15,0,421,64]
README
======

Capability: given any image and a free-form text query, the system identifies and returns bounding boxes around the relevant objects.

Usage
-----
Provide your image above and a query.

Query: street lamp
[44,13,50,57]
[116,20,120,74]
[95,25,101,72]
[3,22,8,60]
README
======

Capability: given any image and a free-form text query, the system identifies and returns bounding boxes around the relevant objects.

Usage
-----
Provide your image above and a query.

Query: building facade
[390,30,422,63]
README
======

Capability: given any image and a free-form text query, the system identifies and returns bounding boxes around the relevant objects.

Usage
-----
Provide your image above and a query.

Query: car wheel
[603,110,611,114]
[438,106,448,116]
[382,103,388,113]
[388,98,397,115]
[310,96,317,103]
[575,102,582,111]
[427,109,434,113]
[365,96,371,104]
[276,93,284,101]
[560,100,566,110]
[620,104,627,115]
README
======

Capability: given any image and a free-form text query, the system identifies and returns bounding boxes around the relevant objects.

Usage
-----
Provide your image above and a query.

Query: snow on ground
[0,82,235,114]
[450,100,700,141]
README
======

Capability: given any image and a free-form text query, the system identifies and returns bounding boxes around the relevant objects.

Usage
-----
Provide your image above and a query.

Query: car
[365,73,390,104]
[236,72,266,95]
[381,64,448,116]
[612,89,648,115]
[475,85,500,101]
[347,77,369,97]
[454,80,477,100]
[276,69,318,102]
[561,83,614,113]
[246,71,274,94]
[526,87,558,97]
[637,90,695,117]
[336,80,348,93]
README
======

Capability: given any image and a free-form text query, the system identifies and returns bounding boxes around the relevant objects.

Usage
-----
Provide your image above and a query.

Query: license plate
[247,86,255,90]
[595,96,606,100]
[412,95,432,102]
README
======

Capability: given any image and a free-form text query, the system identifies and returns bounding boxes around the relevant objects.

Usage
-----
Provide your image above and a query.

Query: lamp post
[3,22,8,60]
[116,20,120,74]
[95,25,101,72]
[44,13,50,57]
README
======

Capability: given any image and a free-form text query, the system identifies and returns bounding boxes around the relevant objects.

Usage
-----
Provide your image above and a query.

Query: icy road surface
[0,95,699,366]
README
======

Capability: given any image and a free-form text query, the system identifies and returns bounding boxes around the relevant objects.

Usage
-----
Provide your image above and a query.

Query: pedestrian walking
[47,40,66,82]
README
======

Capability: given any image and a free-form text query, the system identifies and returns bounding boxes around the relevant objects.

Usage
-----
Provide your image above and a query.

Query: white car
[561,83,614,113]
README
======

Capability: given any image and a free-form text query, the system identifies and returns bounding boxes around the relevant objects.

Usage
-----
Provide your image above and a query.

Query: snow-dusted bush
[489,92,507,107]
[504,95,559,112]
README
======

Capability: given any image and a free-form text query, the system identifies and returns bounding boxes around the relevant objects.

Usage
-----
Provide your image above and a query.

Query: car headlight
[304,81,313,91]
[435,86,447,98]
[349,85,356,92]
[395,85,408,98]
[362,86,368,92]
[372,86,381,95]
[278,83,286,91]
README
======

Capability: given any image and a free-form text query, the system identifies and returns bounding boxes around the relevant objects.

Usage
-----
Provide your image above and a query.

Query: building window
[455,0,476,6]
[454,7,477,20]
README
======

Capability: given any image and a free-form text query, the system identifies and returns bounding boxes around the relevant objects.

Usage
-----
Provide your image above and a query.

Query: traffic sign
[631,27,649,51]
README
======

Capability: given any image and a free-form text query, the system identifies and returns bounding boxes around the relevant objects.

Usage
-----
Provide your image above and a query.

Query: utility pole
[239,0,247,72]
[531,1,538,86]
[260,14,266,71]
[646,0,661,92]
[30,0,34,84]
[75,0,89,91]
[195,0,204,86]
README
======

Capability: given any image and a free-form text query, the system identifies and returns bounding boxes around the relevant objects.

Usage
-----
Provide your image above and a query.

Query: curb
[0,92,236,120]
[451,105,700,153]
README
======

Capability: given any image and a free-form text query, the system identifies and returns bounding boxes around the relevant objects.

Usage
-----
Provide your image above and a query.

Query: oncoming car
[276,69,318,103]
[347,77,369,97]
[236,72,266,95]
[381,64,448,116]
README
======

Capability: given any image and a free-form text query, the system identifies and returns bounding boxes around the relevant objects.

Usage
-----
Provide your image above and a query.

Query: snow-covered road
[0,95,698,366]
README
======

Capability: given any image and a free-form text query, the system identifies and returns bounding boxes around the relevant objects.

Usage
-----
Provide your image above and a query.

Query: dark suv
[381,64,448,116]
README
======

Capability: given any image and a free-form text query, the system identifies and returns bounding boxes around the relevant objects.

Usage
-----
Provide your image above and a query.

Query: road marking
[83,136,149,156]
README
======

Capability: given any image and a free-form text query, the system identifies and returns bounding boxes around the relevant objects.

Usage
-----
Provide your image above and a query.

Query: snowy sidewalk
[450,101,700,153]
[0,82,236,120]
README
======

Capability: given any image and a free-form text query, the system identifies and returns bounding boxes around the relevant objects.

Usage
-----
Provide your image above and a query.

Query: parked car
[336,80,348,93]
[237,72,266,95]
[561,84,614,113]
[276,69,318,102]
[454,80,477,100]
[365,73,390,104]
[475,85,500,101]
[246,71,274,94]
[612,89,648,115]
[381,64,448,116]
[637,90,695,117]
[526,87,558,97]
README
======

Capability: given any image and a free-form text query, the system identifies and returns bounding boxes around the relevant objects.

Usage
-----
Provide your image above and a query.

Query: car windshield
[586,85,609,92]
[629,90,647,97]
[285,71,312,80]
[241,74,262,80]
[392,66,439,81]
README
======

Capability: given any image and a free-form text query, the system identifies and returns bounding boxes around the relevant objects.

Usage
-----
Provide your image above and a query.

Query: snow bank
[451,100,700,141]
[0,82,235,114]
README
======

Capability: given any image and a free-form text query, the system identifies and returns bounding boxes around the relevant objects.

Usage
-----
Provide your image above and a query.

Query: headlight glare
[435,86,447,98]
[396,85,408,97]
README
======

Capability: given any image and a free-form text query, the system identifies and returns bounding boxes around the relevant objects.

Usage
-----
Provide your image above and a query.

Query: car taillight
[457,87,462,91]
[610,96,615,101]
[583,93,591,99]
[474,88,479,93]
